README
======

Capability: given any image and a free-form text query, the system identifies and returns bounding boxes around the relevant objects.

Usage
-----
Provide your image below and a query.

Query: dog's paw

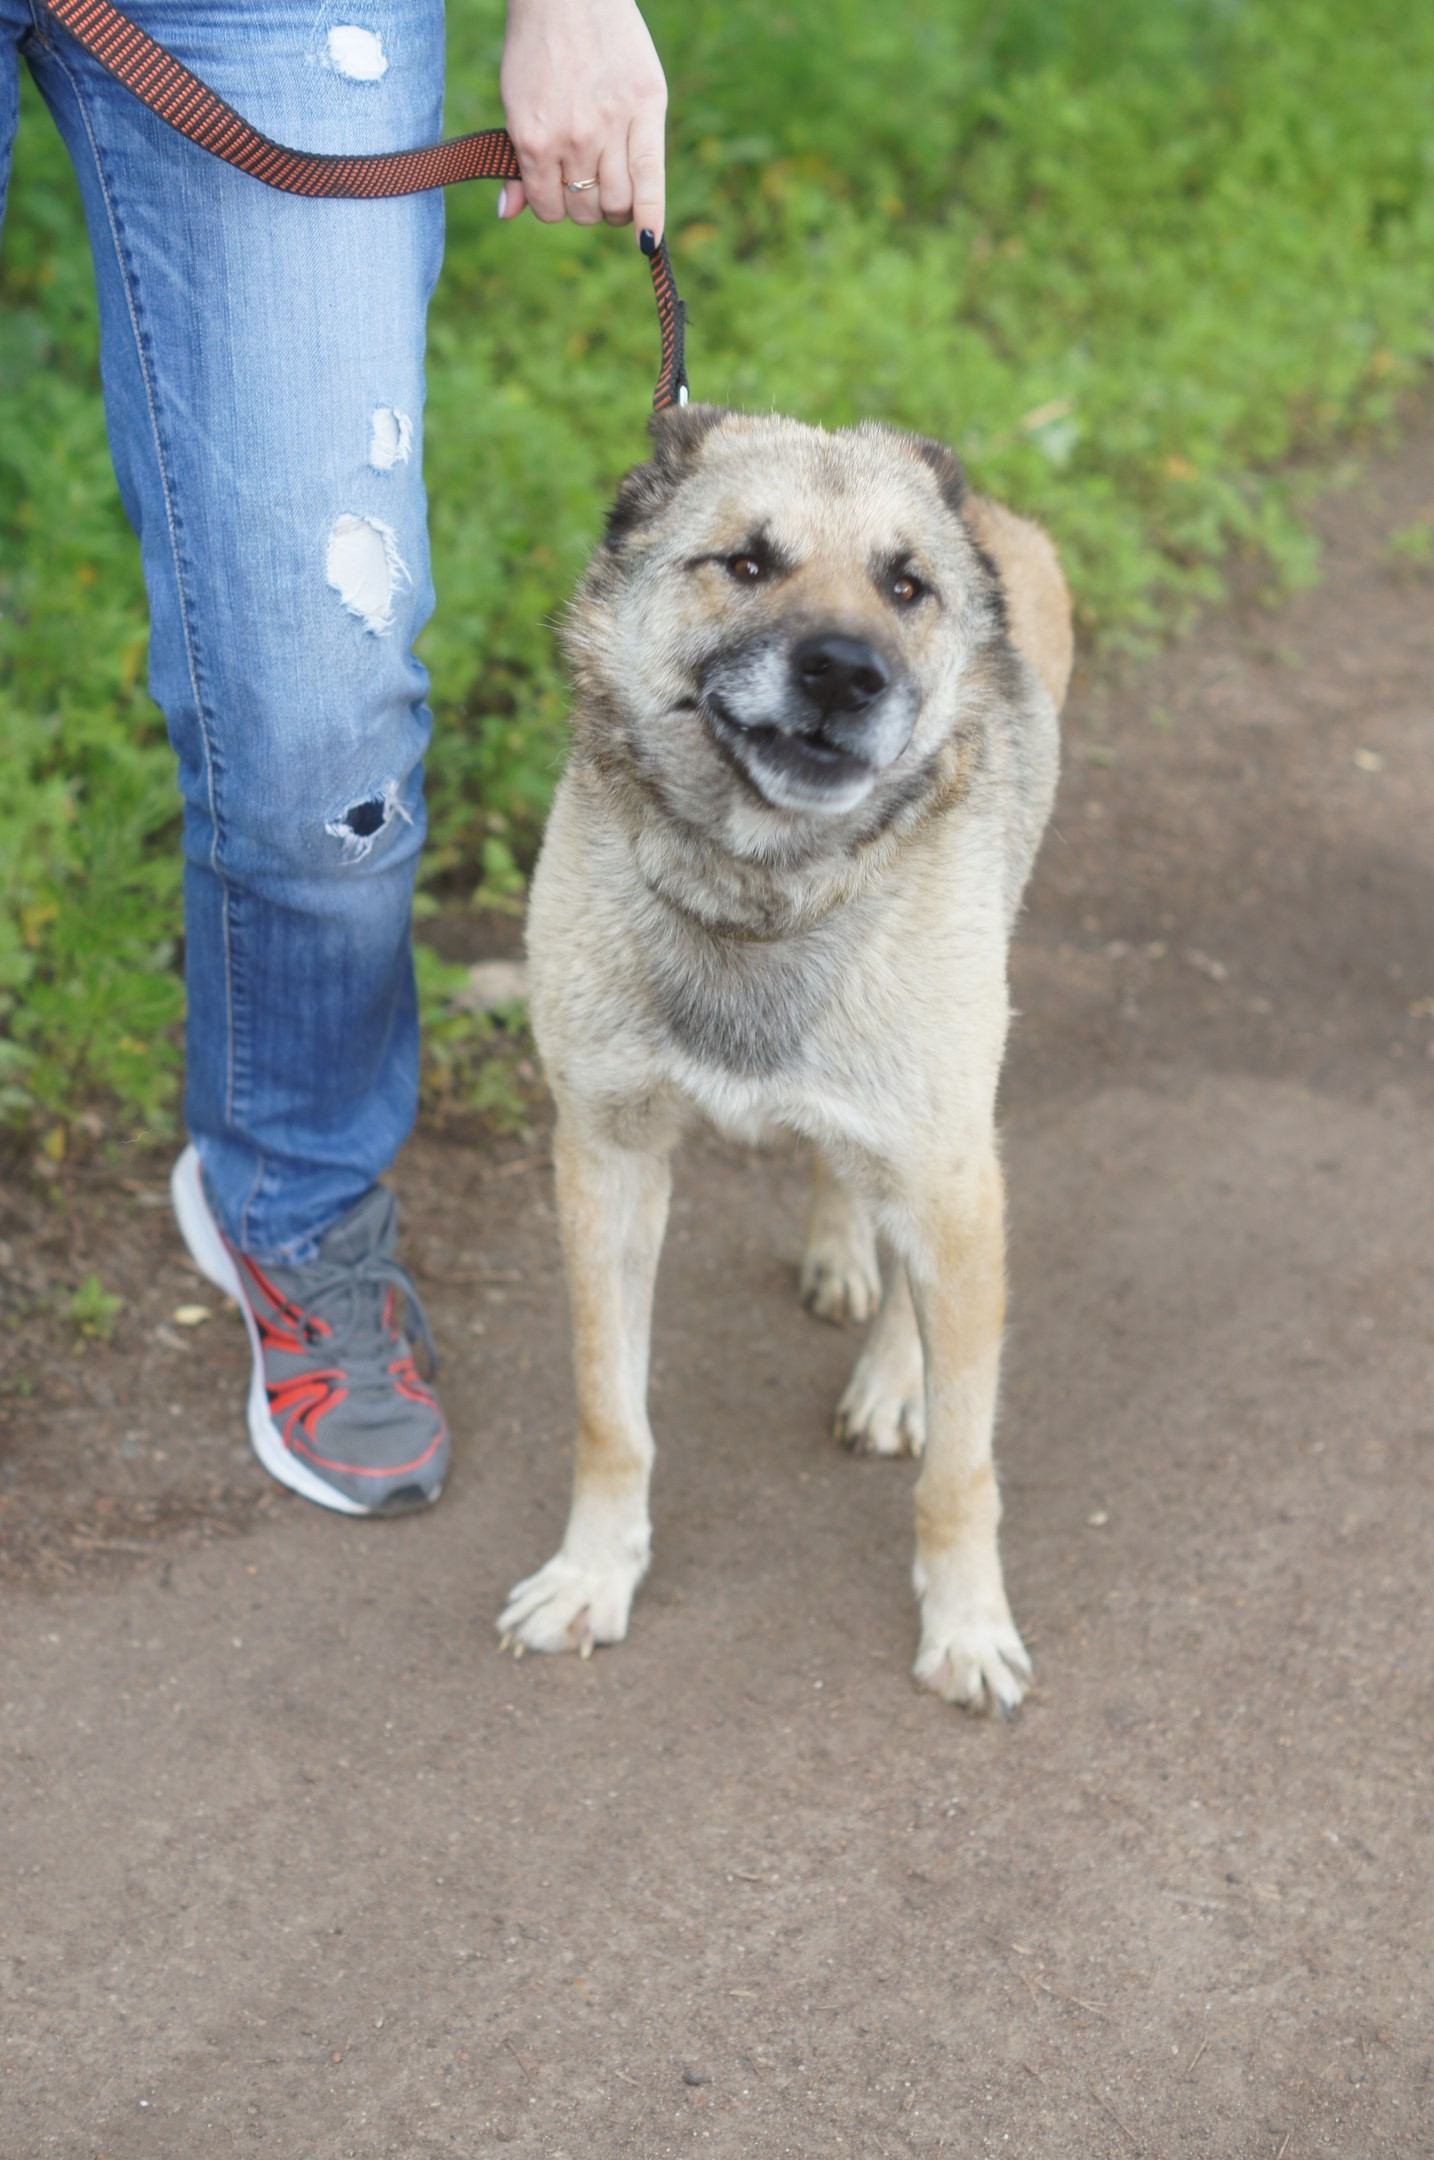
[800,1249,881,1327]
[833,1343,926,1457]
[498,1548,645,1658]
[912,1608,1032,1717]
[799,1239,880,1327]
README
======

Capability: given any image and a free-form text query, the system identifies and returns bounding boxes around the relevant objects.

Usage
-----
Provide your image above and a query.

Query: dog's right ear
[603,403,731,552]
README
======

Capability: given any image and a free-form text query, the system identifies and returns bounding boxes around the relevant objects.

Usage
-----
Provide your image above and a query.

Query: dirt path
[4,417,1433,2160]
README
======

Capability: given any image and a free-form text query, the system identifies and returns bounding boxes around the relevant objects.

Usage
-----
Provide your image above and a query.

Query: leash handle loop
[41,0,689,410]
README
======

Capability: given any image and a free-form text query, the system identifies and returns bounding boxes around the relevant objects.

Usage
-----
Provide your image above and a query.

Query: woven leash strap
[41,0,689,410]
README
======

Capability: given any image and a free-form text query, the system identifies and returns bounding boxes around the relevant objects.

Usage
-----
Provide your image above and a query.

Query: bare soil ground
[3,417,1433,2160]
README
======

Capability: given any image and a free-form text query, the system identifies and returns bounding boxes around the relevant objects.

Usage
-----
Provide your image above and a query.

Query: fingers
[563,151,606,228]
[507,137,567,225]
[500,138,659,236]
[598,141,634,229]
[501,139,604,228]
[626,109,665,247]
[498,0,667,239]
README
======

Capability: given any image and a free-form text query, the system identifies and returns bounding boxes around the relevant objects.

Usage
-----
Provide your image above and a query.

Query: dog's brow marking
[874,547,936,593]
[368,407,413,472]
[326,25,388,80]
[685,528,798,577]
[325,513,411,635]
[324,777,413,864]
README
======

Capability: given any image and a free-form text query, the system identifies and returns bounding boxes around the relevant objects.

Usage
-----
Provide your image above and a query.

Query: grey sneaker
[170,1146,449,1516]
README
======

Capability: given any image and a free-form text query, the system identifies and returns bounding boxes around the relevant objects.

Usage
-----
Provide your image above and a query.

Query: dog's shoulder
[961,494,1073,715]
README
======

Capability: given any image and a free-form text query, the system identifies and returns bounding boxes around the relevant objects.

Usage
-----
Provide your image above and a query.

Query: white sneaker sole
[169,1145,371,1516]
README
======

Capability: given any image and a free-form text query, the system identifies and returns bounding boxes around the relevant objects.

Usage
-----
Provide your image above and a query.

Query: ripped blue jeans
[1,0,445,1260]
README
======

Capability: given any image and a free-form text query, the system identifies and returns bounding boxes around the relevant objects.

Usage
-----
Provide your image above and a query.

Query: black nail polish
[639,227,657,257]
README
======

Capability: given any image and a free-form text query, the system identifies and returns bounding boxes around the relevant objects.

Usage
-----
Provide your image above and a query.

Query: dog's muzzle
[790,632,890,741]
[700,629,916,810]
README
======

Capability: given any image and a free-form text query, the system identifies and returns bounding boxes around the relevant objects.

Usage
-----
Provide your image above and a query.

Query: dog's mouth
[702,701,879,812]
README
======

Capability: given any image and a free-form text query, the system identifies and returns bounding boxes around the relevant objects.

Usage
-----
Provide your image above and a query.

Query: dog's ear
[648,400,729,472]
[908,433,969,521]
[604,403,731,552]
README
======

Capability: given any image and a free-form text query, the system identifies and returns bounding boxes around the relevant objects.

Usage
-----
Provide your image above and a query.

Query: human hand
[498,0,667,242]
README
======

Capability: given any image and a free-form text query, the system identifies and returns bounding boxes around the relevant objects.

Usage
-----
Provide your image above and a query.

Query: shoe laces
[295,1253,439,1377]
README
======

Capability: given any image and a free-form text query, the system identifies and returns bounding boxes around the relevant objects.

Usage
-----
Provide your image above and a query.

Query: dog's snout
[791,634,890,719]
[699,621,916,797]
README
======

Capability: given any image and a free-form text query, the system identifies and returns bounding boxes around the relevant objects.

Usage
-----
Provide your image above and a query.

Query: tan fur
[498,409,1071,1715]
[964,493,1075,711]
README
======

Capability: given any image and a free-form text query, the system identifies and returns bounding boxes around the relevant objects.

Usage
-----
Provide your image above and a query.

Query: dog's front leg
[833,1264,925,1457]
[898,1148,1031,1715]
[499,1117,672,1657]
[800,1153,881,1325]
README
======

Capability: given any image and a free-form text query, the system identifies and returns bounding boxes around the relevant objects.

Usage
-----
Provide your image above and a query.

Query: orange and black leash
[39,0,689,410]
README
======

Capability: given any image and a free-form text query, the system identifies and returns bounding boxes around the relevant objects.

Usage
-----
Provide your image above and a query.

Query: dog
[498,404,1072,1714]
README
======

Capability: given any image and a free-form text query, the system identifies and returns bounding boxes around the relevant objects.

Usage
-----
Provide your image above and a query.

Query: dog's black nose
[791,634,890,719]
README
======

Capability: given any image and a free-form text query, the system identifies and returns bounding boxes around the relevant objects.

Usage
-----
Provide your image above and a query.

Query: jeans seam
[48,39,257,1195]
[239,1149,270,1256]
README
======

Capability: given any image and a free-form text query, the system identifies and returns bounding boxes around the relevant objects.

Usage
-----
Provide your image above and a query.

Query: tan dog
[499,406,1072,1714]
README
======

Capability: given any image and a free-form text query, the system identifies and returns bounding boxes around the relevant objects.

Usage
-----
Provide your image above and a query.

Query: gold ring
[565,177,599,193]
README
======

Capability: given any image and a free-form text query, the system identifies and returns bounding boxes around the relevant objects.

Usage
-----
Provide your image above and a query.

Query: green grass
[63,1270,124,1343]
[2,0,1433,1141]
[1384,516,1434,572]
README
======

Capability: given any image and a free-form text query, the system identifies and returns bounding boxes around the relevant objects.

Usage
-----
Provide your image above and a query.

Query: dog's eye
[890,572,924,605]
[726,554,765,584]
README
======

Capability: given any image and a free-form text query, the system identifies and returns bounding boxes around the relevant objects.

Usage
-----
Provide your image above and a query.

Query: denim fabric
[1,0,446,1261]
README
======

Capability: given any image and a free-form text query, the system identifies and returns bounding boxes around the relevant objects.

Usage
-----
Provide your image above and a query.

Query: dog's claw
[499,1548,645,1656]
[914,1616,1032,1716]
[799,1255,880,1328]
[833,1377,925,1459]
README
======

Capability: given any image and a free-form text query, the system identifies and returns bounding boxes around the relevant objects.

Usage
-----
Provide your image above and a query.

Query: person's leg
[21,0,452,1510]
[0,7,21,222]
[24,0,446,1263]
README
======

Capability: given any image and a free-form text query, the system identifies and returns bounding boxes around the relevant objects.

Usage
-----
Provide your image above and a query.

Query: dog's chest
[647,924,840,1078]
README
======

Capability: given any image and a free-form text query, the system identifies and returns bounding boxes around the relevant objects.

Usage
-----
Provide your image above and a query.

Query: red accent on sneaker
[390,1354,439,1409]
[240,1251,332,1336]
[301,1421,446,1479]
[255,1313,308,1355]
[267,1368,349,1453]
[265,1366,446,1479]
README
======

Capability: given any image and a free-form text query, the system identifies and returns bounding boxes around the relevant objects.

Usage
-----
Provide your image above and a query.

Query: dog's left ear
[604,404,731,552]
[908,433,969,521]
[649,400,729,473]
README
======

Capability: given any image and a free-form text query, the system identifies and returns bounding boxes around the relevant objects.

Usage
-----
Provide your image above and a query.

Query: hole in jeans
[326,26,388,80]
[369,407,414,472]
[325,513,411,636]
[325,778,414,864]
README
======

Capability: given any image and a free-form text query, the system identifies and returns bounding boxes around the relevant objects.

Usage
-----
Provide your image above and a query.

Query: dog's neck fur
[572,698,984,945]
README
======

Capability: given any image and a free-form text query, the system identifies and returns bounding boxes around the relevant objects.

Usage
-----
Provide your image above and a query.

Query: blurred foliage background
[2,0,1433,1143]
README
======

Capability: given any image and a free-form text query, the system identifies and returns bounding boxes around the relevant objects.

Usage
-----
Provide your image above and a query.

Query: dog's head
[566,406,1015,858]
